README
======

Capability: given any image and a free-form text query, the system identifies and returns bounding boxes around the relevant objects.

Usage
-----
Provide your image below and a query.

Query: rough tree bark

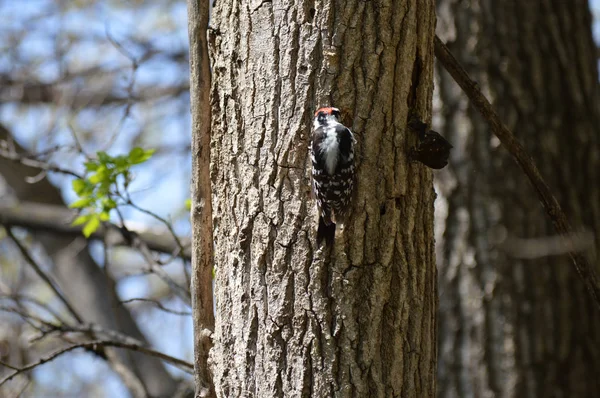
[187,0,216,396]
[206,0,438,396]
[435,1,600,397]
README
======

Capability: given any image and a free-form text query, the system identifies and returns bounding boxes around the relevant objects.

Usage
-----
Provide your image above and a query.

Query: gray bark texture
[188,0,216,396]
[435,1,600,397]
[207,0,438,397]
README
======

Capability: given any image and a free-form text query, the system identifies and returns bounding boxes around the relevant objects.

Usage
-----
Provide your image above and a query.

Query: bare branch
[0,293,68,324]
[4,228,85,323]
[0,300,192,379]
[2,203,191,307]
[33,322,156,352]
[0,339,194,387]
[130,232,192,307]
[125,200,189,262]
[500,230,595,259]
[0,201,190,259]
[119,198,192,295]
[0,304,147,397]
[0,139,82,179]
[120,298,192,316]
[433,35,600,308]
[0,71,189,108]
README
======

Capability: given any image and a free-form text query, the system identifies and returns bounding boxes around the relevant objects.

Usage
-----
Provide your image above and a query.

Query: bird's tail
[317,216,336,247]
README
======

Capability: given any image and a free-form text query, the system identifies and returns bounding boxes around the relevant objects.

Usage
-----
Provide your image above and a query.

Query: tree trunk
[206,0,438,396]
[435,1,600,397]
[188,0,216,396]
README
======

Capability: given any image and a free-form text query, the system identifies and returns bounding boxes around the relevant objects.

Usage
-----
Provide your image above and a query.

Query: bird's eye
[332,110,341,118]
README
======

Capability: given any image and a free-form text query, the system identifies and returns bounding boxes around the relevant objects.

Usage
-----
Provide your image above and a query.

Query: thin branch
[4,228,85,323]
[0,305,65,335]
[126,199,189,263]
[131,232,192,307]
[0,360,20,371]
[433,35,600,308]
[0,293,68,324]
[3,232,153,398]
[30,322,153,350]
[103,27,139,151]
[102,350,147,398]
[0,125,184,395]
[0,73,189,107]
[0,305,48,332]
[0,303,189,381]
[120,298,192,316]
[107,207,190,306]
[1,246,150,397]
[0,345,85,386]
[0,140,82,179]
[0,201,190,259]
[0,339,194,387]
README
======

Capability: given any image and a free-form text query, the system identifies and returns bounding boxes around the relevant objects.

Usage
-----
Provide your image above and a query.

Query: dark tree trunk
[435,1,600,397]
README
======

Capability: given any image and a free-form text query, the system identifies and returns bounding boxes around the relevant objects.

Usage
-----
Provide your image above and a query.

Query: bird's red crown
[314,107,339,117]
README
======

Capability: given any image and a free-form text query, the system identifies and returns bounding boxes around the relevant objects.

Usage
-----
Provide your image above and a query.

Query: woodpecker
[310,107,356,247]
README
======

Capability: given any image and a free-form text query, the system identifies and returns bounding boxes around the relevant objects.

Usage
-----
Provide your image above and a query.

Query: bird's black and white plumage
[310,107,356,247]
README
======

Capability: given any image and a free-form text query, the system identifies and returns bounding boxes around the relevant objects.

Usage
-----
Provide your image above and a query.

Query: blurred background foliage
[0,0,194,396]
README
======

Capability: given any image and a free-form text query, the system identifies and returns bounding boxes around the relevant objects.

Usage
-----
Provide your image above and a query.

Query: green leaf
[72,214,91,226]
[123,170,131,188]
[101,198,117,210]
[97,180,112,196]
[129,147,155,164]
[84,161,99,172]
[69,197,93,209]
[82,215,101,238]
[99,211,110,222]
[114,156,130,173]
[114,155,129,167]
[72,179,87,195]
[97,165,110,180]
[128,147,144,160]
[185,198,192,211]
[72,179,94,196]
[97,151,111,164]
[88,173,100,185]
